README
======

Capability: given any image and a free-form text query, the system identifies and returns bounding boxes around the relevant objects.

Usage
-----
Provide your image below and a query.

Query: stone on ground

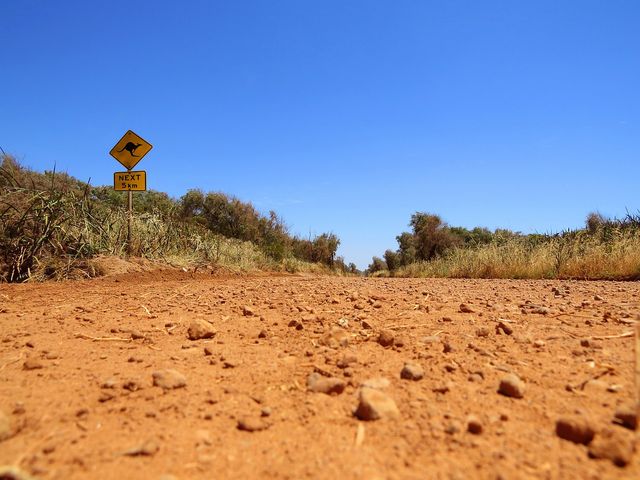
[354,387,400,421]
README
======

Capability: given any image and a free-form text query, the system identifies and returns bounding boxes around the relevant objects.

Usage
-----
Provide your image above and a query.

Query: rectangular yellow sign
[114,171,147,191]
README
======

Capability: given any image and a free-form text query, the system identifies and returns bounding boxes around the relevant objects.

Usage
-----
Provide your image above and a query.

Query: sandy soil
[0,271,638,479]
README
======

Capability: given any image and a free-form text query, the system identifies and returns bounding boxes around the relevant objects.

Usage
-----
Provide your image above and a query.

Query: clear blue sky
[2,1,639,268]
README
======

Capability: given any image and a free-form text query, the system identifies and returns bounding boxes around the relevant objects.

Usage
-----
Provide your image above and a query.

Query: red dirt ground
[1,271,638,479]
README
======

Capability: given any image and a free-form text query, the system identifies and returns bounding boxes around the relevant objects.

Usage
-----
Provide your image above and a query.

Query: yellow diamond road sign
[110,130,153,170]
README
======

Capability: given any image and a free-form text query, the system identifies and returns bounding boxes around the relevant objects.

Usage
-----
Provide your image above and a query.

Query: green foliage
[366,256,387,275]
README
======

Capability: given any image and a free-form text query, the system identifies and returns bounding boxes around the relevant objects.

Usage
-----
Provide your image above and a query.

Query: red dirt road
[1,272,638,479]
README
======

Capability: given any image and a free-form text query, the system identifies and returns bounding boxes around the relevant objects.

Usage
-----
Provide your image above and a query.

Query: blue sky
[2,1,639,268]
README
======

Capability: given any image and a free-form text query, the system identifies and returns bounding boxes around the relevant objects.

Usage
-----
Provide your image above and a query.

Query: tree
[367,256,387,274]
[410,212,460,260]
[384,249,400,271]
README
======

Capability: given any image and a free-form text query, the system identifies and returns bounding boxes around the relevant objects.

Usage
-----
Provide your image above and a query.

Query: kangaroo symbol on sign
[118,142,142,157]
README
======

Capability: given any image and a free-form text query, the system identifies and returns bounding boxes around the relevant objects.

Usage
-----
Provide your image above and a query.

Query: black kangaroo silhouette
[117,142,142,157]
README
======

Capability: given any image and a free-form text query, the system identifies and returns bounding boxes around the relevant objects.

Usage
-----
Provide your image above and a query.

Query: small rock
[123,438,160,456]
[459,303,474,313]
[445,421,461,435]
[555,416,595,445]
[152,369,187,390]
[204,346,213,356]
[187,319,216,340]
[533,340,545,348]
[122,379,143,391]
[0,466,39,480]
[98,391,116,403]
[613,406,638,431]
[23,358,43,370]
[288,319,303,330]
[307,372,346,395]
[498,374,525,399]
[258,329,268,339]
[400,362,424,381]
[496,321,513,335]
[475,327,490,338]
[442,341,455,353]
[361,319,375,329]
[433,382,453,394]
[361,377,390,389]
[237,417,269,432]
[242,305,256,316]
[337,353,358,369]
[588,427,635,467]
[607,384,623,393]
[467,415,483,434]
[318,328,349,348]
[130,330,145,340]
[354,387,400,421]
[377,330,395,347]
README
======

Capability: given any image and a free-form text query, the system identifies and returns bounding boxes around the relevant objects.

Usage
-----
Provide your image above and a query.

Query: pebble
[354,387,400,421]
[555,416,595,445]
[130,330,145,340]
[237,417,269,432]
[337,353,358,369]
[361,319,375,329]
[475,327,490,338]
[377,329,395,347]
[361,377,390,389]
[0,467,38,480]
[152,369,187,390]
[588,427,635,467]
[613,406,637,431]
[288,320,303,330]
[0,409,12,441]
[242,305,256,316]
[258,329,268,339]
[400,362,424,381]
[123,438,160,456]
[204,347,213,356]
[307,372,346,395]
[187,319,216,340]
[459,303,474,313]
[498,374,525,399]
[467,415,483,434]
[23,358,43,370]
[496,321,513,335]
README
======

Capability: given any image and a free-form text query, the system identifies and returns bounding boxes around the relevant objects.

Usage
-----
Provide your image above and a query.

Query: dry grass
[393,229,640,280]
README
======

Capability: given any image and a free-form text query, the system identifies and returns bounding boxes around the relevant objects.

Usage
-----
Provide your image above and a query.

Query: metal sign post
[109,130,153,257]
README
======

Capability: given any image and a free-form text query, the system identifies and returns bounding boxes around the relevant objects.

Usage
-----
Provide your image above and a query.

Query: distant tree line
[366,211,640,275]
